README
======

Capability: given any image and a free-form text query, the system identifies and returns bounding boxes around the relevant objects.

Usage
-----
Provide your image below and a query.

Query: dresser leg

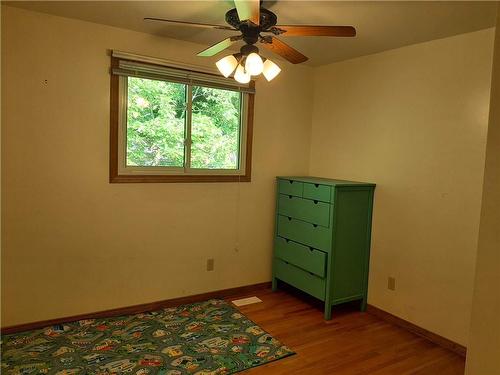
[272,277,278,292]
[324,304,332,320]
[360,297,367,312]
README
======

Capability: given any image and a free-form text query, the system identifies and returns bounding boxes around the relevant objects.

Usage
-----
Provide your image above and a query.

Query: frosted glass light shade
[216,55,238,77]
[245,52,264,76]
[262,59,281,81]
[234,64,251,84]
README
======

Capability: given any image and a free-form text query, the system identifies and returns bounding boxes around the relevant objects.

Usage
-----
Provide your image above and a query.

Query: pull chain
[234,174,241,253]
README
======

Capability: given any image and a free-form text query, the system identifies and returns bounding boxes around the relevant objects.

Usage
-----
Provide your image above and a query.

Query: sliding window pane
[126,77,186,167]
[190,86,241,169]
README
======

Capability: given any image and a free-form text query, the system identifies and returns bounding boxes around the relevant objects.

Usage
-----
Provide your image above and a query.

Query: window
[109,51,255,183]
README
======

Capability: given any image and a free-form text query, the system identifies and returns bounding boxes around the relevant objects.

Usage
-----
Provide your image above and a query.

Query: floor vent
[231,296,263,306]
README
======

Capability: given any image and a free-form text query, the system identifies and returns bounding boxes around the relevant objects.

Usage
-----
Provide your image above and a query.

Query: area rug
[1,299,294,374]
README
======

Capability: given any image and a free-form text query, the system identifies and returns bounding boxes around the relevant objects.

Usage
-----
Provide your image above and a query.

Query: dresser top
[277,176,376,187]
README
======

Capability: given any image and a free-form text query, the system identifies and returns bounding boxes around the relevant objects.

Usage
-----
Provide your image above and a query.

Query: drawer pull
[285,239,290,243]
[288,217,292,221]
[313,200,318,204]
[289,180,294,184]
[314,184,319,188]
[313,224,318,228]
[288,195,292,199]
[309,247,314,252]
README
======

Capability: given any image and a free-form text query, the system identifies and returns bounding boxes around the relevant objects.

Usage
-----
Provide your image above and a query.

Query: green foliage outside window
[126,77,241,169]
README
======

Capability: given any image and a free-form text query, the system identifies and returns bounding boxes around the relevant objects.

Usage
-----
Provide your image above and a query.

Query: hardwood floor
[228,286,465,375]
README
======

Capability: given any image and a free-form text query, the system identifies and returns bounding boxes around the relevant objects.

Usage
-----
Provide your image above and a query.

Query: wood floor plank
[228,288,465,374]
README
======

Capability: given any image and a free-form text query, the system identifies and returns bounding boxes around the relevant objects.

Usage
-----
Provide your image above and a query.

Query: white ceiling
[6,1,498,66]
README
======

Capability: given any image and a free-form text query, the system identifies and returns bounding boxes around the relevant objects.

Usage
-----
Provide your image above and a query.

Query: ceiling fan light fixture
[234,64,251,84]
[262,59,281,81]
[245,52,264,76]
[216,54,239,78]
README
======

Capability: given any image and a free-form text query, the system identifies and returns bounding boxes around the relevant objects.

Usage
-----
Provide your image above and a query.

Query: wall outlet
[388,276,396,291]
[206,258,215,271]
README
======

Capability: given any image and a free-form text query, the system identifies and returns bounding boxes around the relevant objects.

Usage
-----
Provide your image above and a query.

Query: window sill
[109,174,251,183]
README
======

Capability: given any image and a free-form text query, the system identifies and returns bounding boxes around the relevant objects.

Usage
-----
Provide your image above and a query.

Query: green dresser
[272,176,376,319]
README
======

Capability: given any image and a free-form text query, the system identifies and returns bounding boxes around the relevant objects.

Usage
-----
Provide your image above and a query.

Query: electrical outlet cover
[206,259,214,271]
[388,277,396,291]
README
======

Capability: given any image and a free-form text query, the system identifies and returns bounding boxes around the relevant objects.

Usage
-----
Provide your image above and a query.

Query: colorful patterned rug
[1,299,294,375]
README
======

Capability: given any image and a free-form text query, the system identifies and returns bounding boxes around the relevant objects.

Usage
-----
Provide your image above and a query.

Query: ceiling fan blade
[144,17,236,31]
[197,37,241,57]
[269,25,356,37]
[260,37,308,64]
[234,0,260,25]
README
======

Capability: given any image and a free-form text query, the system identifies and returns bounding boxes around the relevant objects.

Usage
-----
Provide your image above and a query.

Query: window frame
[109,54,254,183]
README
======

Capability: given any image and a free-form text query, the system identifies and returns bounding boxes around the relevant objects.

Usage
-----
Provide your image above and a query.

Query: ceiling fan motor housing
[225,7,278,44]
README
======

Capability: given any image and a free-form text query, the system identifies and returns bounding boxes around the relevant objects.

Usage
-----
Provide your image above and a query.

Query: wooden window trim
[109,57,254,183]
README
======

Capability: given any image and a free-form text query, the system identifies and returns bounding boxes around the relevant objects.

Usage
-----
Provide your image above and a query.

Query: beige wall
[0,4,3,327]
[466,7,500,374]
[0,6,313,326]
[2,4,498,351]
[309,29,495,345]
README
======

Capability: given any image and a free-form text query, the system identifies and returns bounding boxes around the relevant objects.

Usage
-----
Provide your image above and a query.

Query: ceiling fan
[145,0,356,83]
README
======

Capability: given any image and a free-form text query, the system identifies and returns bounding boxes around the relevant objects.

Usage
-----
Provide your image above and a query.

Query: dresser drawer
[303,183,331,203]
[278,179,303,197]
[275,259,325,300]
[277,215,331,252]
[275,237,326,277]
[278,194,330,227]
